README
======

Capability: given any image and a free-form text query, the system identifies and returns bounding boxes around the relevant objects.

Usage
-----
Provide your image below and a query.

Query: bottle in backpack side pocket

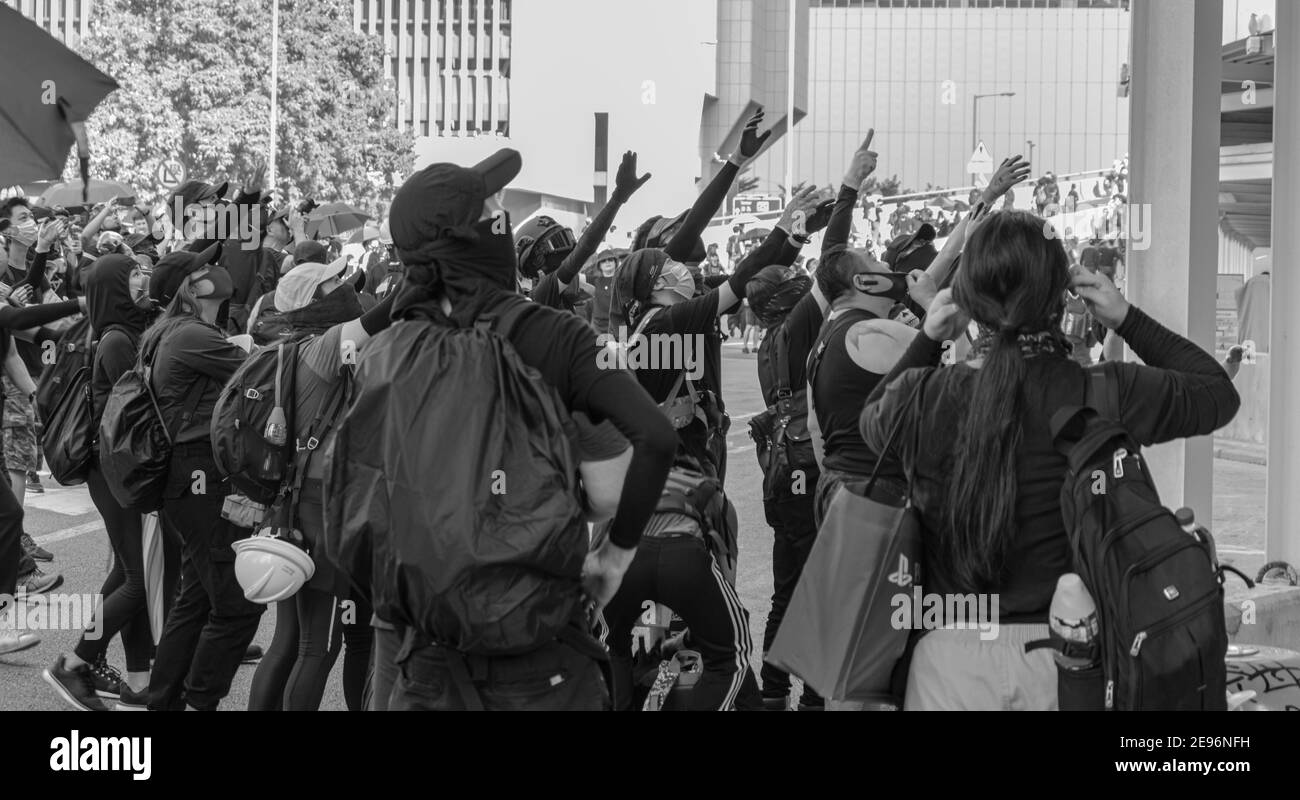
[1049,573,1105,711]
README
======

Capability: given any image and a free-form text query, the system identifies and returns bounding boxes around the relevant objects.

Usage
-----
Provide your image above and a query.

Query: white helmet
[233,534,315,604]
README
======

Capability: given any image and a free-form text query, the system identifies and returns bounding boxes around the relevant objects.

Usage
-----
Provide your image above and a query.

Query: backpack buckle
[245,388,262,400]
[306,436,320,450]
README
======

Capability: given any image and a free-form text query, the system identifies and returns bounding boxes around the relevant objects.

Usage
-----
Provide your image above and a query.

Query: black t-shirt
[809,307,902,479]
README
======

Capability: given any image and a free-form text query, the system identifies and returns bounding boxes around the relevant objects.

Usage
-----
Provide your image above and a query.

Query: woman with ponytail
[860,210,1239,710]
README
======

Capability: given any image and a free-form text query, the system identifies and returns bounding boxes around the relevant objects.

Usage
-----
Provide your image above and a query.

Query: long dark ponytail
[944,211,1070,591]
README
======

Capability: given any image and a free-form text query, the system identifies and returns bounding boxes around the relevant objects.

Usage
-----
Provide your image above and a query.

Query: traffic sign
[732,194,784,216]
[966,141,993,176]
[155,159,187,191]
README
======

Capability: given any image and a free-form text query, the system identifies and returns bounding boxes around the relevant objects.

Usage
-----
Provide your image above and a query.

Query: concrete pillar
[1126,0,1222,516]
[1267,3,1300,567]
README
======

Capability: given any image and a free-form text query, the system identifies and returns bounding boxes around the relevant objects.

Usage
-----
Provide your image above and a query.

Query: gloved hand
[612,151,652,202]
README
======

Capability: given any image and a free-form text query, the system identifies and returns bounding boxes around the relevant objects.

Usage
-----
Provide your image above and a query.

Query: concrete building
[388,0,809,234]
[1,0,91,44]
[747,0,1131,195]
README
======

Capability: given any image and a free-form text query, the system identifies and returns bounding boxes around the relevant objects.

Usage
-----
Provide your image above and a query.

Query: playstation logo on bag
[888,554,913,588]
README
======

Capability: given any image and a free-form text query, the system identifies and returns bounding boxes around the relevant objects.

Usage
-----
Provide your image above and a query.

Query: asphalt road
[0,341,1270,710]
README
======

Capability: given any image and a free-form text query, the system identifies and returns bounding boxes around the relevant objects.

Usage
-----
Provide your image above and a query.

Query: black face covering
[393,213,517,325]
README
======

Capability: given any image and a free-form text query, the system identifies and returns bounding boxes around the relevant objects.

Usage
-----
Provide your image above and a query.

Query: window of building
[437,74,446,133]
[450,76,460,132]
[467,77,477,132]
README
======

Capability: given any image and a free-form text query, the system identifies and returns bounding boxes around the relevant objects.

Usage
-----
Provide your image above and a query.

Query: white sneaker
[0,613,40,655]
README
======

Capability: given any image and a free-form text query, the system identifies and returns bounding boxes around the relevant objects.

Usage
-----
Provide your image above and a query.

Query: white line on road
[1217,547,1265,555]
[32,521,105,545]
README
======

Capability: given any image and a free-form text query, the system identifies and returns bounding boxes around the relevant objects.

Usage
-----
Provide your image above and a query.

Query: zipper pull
[1130,631,1147,656]
[1105,679,1114,709]
[1113,448,1128,479]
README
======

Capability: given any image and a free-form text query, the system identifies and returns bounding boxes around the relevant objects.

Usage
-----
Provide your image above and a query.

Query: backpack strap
[283,342,352,521]
[141,334,211,446]
[865,367,933,496]
[772,325,793,400]
[1085,361,1121,422]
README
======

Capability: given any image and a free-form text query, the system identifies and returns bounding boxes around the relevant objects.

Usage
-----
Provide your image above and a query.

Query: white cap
[276,256,347,312]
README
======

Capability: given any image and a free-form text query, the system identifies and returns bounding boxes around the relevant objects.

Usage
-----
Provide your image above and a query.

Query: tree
[861,174,908,198]
[75,0,413,208]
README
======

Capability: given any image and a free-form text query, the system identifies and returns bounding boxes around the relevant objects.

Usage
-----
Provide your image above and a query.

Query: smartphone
[115,196,137,207]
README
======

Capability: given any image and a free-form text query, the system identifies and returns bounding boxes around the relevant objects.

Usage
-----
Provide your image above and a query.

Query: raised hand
[843,129,878,191]
[733,108,774,162]
[982,155,1031,204]
[802,189,838,236]
[922,287,971,343]
[613,151,652,201]
[36,218,66,250]
[1070,266,1130,330]
[776,184,822,237]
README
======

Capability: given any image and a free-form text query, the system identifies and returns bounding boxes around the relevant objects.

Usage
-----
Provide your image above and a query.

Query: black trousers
[369,620,402,711]
[760,490,823,704]
[147,444,264,711]
[389,625,608,711]
[600,535,757,710]
[0,467,26,600]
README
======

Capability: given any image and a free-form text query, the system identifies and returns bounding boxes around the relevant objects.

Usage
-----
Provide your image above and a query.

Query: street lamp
[1026,139,1036,167]
[971,90,1016,180]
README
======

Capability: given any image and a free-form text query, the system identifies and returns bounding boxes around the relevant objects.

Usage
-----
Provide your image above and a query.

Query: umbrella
[0,6,119,200]
[347,223,382,244]
[39,178,134,207]
[305,202,370,238]
[741,227,772,242]
[730,213,761,228]
[141,512,166,645]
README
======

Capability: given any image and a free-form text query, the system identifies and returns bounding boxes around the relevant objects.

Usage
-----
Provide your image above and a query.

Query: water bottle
[1174,507,1197,536]
[1049,573,1099,670]
[256,406,288,482]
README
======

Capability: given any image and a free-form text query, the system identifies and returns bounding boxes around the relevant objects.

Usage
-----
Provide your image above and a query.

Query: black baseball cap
[389,149,521,253]
[149,241,221,305]
[293,240,328,264]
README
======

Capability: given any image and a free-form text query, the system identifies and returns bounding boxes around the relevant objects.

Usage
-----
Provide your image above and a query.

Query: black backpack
[322,296,587,656]
[1046,364,1227,710]
[98,332,207,513]
[748,325,817,502]
[35,317,92,423]
[210,339,300,505]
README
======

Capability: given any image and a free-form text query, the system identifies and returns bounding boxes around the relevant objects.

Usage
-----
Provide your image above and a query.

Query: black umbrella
[0,6,119,201]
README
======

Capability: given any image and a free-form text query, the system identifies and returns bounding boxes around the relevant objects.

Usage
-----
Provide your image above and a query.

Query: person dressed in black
[246,262,398,711]
[43,254,179,711]
[142,244,263,711]
[374,149,676,711]
[518,151,650,312]
[859,211,1238,709]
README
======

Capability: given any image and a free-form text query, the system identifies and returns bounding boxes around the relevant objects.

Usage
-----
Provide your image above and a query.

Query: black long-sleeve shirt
[859,306,1240,623]
[665,162,740,264]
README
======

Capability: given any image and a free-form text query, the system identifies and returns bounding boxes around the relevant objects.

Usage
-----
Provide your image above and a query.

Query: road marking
[32,521,105,545]
[26,490,98,516]
[1217,547,1265,555]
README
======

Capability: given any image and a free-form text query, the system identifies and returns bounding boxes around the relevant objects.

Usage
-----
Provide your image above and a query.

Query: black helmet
[514,215,576,280]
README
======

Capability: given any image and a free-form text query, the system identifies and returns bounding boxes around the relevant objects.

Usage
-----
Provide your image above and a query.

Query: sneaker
[42,655,110,711]
[89,655,123,698]
[241,644,264,664]
[0,624,40,656]
[16,567,63,596]
[761,696,789,711]
[26,473,44,494]
[20,533,52,562]
[115,685,149,711]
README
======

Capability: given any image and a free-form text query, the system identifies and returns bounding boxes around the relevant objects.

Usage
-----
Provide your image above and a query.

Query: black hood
[86,254,150,336]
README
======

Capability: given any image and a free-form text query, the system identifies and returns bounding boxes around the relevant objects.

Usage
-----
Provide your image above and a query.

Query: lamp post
[269,0,279,192]
[1026,139,1036,167]
[971,90,1016,181]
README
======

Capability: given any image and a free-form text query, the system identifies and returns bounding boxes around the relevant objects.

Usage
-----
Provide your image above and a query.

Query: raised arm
[554,151,650,291]
[824,131,877,255]
[665,108,773,263]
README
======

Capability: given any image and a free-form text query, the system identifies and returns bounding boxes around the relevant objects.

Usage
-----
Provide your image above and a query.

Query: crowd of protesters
[0,105,1238,712]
